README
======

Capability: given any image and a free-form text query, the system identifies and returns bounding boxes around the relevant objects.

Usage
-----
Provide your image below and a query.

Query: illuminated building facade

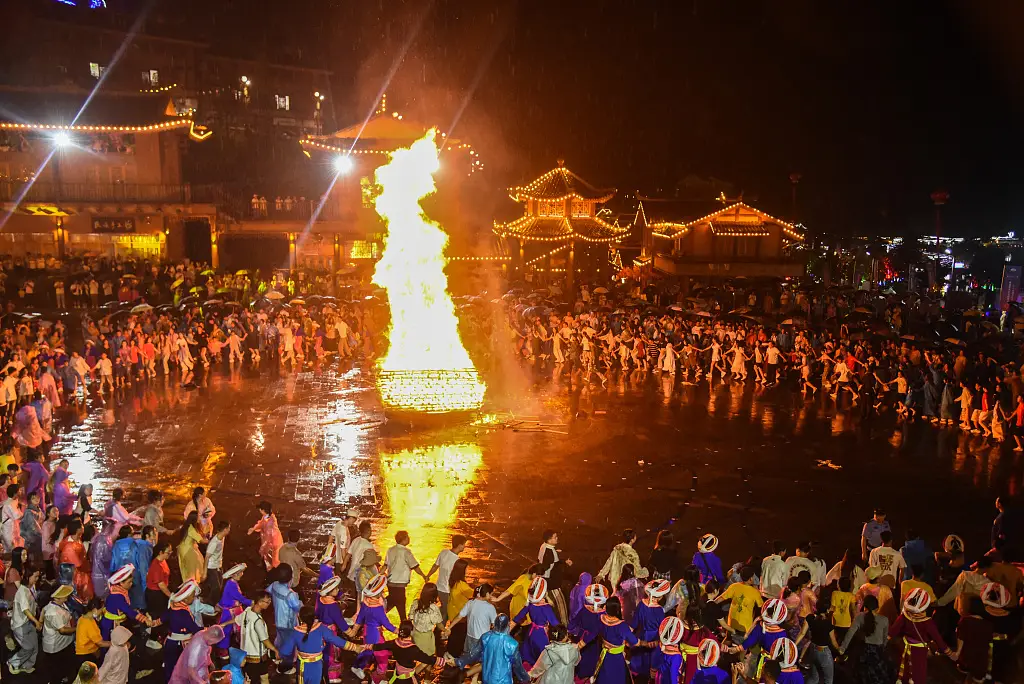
[494,162,627,288]
[634,196,805,282]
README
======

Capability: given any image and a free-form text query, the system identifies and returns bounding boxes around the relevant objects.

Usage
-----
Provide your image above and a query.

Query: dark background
[63,0,1024,236]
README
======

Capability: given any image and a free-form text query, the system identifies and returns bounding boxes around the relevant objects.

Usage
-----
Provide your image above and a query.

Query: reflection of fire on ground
[379,443,482,601]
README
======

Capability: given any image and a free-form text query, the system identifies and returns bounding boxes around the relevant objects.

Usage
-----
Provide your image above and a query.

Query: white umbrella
[265,291,285,300]
[290,298,307,306]
[131,304,153,313]
[593,287,609,294]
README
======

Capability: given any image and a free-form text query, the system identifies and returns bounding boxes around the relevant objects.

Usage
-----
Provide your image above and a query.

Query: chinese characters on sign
[92,217,137,233]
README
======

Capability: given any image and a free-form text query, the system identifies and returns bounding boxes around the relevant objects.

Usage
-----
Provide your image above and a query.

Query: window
[275,95,290,111]
[142,70,159,86]
[538,200,564,217]
[360,177,379,208]
[571,199,589,217]
[89,62,105,79]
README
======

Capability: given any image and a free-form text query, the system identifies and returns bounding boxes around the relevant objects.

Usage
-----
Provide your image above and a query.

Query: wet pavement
[49,359,1021,606]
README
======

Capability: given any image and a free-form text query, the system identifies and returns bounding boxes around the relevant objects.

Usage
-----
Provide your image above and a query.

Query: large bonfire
[372,129,486,414]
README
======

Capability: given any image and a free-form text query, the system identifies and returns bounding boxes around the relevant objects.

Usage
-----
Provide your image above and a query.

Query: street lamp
[52,131,71,147]
[333,155,353,174]
[931,190,949,290]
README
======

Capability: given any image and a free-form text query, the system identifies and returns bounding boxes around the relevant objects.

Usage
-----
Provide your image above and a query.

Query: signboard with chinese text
[92,217,136,233]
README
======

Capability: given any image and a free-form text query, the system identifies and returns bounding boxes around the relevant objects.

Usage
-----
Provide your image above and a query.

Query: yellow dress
[177,525,206,582]
[508,574,532,624]
[447,581,474,622]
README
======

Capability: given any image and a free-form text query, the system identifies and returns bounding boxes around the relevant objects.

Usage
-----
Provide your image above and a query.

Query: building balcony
[0,181,194,205]
[654,253,805,278]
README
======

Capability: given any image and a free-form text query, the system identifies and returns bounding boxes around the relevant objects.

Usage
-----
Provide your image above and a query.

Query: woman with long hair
[648,530,677,582]
[5,546,27,602]
[838,595,891,684]
[824,548,867,590]
[410,582,444,656]
[40,505,59,575]
[614,564,643,625]
[182,486,216,538]
[73,484,93,524]
[58,520,92,601]
[665,565,704,616]
[177,511,206,582]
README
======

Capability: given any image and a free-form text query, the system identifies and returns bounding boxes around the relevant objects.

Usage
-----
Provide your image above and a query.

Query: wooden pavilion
[493,161,626,289]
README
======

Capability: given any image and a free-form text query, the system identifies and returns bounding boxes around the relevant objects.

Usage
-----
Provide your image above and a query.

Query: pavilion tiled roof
[493,215,628,244]
[509,163,615,203]
[0,87,179,128]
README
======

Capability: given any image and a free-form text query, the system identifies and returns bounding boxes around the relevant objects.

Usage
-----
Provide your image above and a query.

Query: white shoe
[147,639,163,650]
[350,668,365,680]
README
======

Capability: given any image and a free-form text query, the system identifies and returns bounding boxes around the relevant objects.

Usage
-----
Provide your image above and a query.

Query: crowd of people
[0,453,1019,684]
[0,258,1019,684]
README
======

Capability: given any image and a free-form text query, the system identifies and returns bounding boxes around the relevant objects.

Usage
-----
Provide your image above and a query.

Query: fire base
[377,369,486,423]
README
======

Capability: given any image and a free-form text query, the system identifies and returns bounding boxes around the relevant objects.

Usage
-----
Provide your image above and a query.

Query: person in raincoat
[528,624,580,684]
[177,512,207,583]
[21,450,49,508]
[169,625,225,684]
[12,402,49,452]
[455,613,529,684]
[97,625,132,684]
[51,459,75,516]
[223,648,247,684]
[90,519,117,599]
[59,519,92,600]
[248,501,284,571]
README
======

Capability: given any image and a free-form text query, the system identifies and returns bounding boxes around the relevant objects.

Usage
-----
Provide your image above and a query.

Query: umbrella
[593,287,609,294]
[265,291,285,300]
[216,287,233,294]
[235,269,251,275]
[729,307,753,314]
[853,306,874,314]
[501,293,517,302]
[171,278,185,289]
[290,298,306,306]
[668,305,683,311]
[189,286,203,295]
[203,299,223,306]
[945,337,967,347]
[696,311,712,318]
[177,295,199,309]
[200,269,215,276]
[900,334,918,341]
[131,303,153,313]
[612,309,626,315]
[120,274,138,281]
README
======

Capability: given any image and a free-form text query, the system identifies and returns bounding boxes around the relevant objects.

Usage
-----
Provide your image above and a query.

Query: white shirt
[458,598,497,639]
[434,549,460,593]
[11,583,37,630]
[42,601,74,653]
[331,520,352,565]
[384,544,419,585]
[760,554,788,596]
[347,537,374,581]
[785,556,820,586]
[206,535,225,570]
[235,607,270,658]
[869,546,906,584]
[97,358,113,375]
[766,347,782,364]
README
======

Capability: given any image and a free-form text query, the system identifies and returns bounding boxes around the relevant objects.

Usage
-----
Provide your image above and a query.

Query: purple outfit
[574,607,606,680]
[23,461,49,505]
[630,600,665,675]
[52,467,74,516]
[217,579,251,649]
[355,600,395,645]
[514,603,559,665]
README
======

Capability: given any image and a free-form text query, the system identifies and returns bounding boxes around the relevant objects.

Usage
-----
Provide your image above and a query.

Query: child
[692,534,724,584]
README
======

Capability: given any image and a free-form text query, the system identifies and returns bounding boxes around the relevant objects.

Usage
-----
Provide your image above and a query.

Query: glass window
[89,62,104,79]
[275,94,290,111]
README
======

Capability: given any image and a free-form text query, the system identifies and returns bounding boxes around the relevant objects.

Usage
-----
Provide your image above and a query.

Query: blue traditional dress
[294,621,348,684]
[315,595,351,683]
[594,615,639,684]
[162,601,201,679]
[101,585,143,640]
[651,644,682,684]
[741,622,788,680]
[692,666,730,684]
[691,552,724,584]
[217,578,252,649]
[513,602,559,665]
[574,606,607,680]
[629,599,664,676]
[317,563,334,588]
[357,597,396,680]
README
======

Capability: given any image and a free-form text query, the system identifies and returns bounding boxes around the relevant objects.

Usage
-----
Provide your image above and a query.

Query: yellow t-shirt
[720,582,763,633]
[509,574,533,623]
[830,591,855,628]
[76,615,103,655]
[447,581,474,622]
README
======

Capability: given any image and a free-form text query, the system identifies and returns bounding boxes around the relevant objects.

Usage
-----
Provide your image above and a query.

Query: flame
[372,129,486,413]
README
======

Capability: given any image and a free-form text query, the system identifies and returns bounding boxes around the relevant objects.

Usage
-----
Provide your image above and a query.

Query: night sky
[155,1,1024,235]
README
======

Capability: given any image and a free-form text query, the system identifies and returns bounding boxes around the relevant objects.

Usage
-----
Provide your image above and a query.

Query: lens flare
[372,129,486,414]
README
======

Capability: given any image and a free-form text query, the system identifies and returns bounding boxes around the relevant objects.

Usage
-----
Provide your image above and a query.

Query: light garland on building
[649,202,804,242]
[447,256,511,262]
[509,165,615,203]
[139,83,178,93]
[0,120,192,133]
[526,244,569,266]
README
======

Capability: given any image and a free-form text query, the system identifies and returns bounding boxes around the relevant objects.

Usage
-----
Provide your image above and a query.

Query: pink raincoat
[252,513,283,570]
[169,625,225,684]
